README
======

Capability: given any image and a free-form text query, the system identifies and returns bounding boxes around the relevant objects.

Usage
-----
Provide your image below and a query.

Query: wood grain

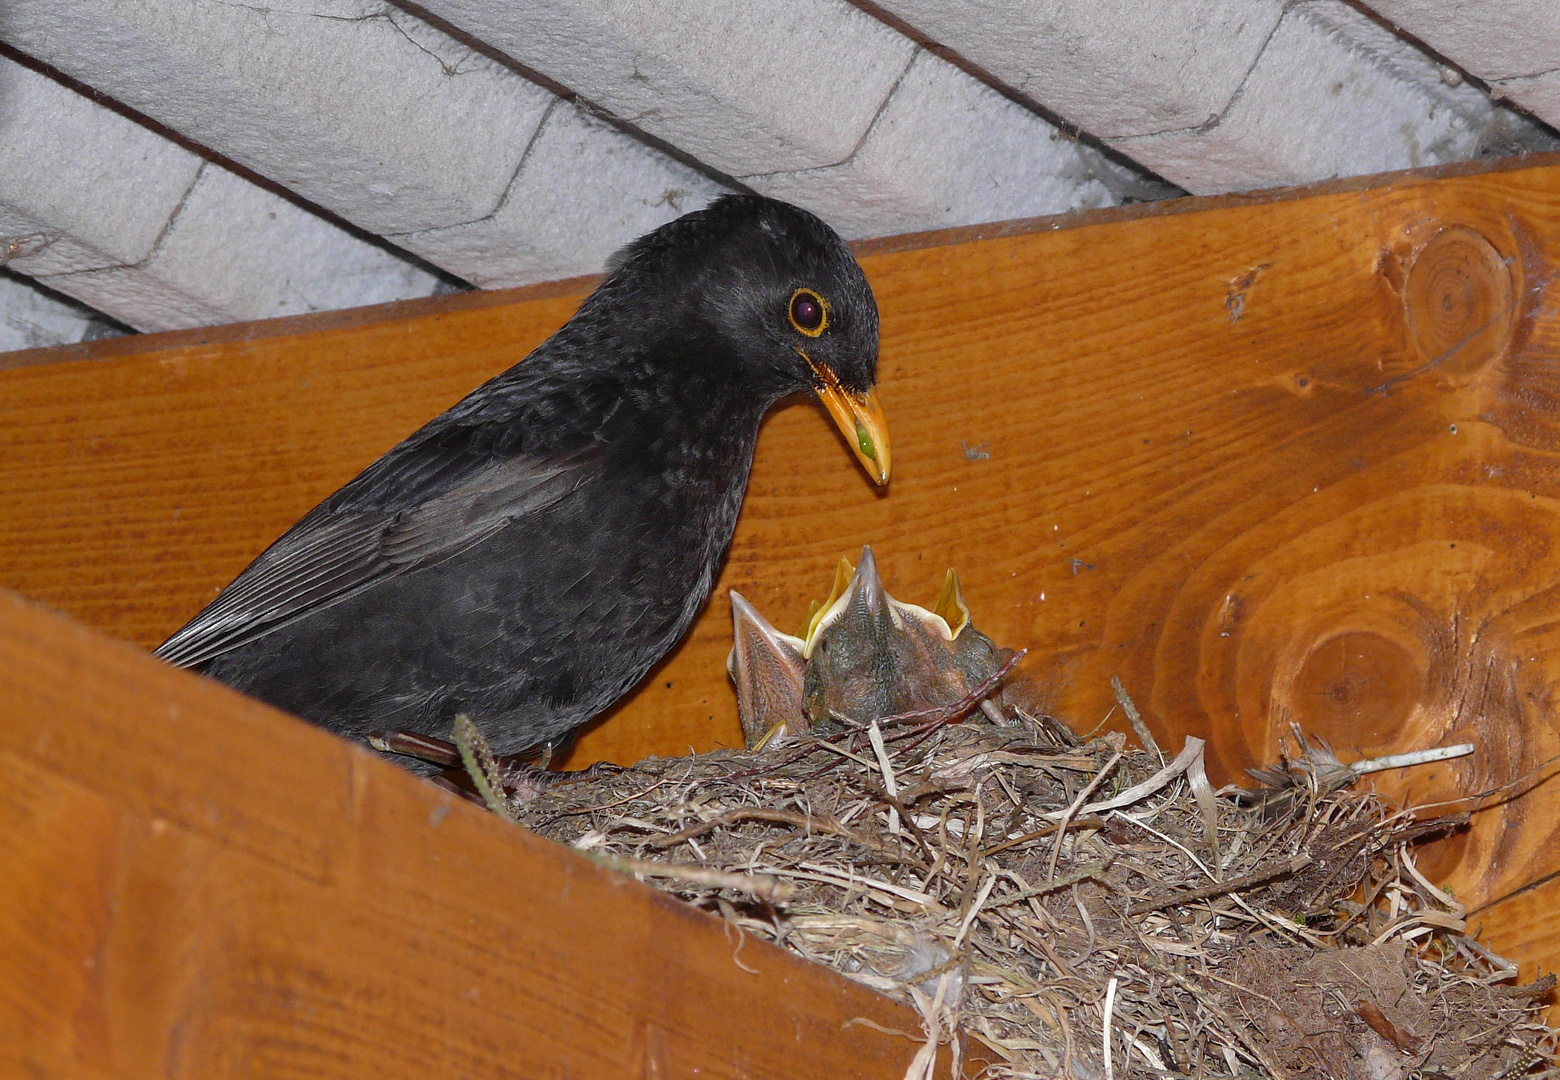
[1473,874,1560,987]
[5,158,1560,927]
[0,588,936,1080]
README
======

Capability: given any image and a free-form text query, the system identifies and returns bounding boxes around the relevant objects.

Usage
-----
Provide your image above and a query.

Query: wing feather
[155,444,601,668]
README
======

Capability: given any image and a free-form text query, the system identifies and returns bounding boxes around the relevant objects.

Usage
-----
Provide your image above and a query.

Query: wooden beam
[4,156,1560,945]
[0,588,934,1079]
[1476,873,1560,987]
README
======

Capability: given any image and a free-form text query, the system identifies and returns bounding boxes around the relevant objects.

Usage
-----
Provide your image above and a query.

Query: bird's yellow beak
[802,352,891,485]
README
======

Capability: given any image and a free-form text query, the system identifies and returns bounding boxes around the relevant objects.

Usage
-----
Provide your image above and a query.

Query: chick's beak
[803,352,891,485]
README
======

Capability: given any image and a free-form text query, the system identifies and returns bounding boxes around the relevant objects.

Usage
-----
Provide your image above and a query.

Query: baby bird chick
[728,546,1011,748]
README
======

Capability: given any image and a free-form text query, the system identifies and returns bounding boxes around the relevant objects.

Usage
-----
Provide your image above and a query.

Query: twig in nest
[980,816,1105,859]
[1351,742,1474,775]
[648,806,900,857]
[469,711,1558,1079]
[897,650,1028,743]
[986,858,1115,909]
[1047,744,1125,881]
[591,853,794,903]
[1127,854,1313,916]
[1111,675,1161,766]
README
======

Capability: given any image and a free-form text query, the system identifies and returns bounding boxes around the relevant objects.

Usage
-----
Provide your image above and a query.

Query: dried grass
[458,707,1559,1079]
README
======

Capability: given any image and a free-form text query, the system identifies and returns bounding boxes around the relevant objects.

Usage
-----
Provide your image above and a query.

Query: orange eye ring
[788,288,828,337]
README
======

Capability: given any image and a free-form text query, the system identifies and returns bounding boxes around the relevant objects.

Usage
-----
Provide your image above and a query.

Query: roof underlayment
[1,0,1556,350]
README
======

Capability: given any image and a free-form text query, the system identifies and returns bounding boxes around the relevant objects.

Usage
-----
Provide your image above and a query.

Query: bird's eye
[789,288,827,336]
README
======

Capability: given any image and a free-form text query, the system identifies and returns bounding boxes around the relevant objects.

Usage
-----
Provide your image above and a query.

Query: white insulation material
[1,0,1556,347]
[1361,0,1560,128]
[411,0,919,178]
[0,273,122,353]
[0,56,438,333]
[0,0,728,290]
[391,104,727,289]
[877,0,1554,194]
[405,0,1125,234]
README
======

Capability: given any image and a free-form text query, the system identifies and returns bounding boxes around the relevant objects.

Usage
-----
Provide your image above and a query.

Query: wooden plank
[4,157,1560,920]
[0,273,601,372]
[1473,874,1560,986]
[0,588,933,1080]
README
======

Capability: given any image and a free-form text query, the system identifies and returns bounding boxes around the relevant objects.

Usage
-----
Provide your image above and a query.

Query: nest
[455,703,1559,1080]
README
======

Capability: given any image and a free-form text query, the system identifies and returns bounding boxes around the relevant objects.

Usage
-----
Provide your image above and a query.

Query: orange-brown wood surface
[6,156,1560,975]
[1476,873,1560,983]
[0,588,936,1080]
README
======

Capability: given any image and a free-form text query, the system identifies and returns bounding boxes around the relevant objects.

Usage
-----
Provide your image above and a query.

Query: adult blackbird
[156,195,890,770]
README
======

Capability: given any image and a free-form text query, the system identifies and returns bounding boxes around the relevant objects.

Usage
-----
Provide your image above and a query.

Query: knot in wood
[1403,225,1514,380]
[1290,630,1424,749]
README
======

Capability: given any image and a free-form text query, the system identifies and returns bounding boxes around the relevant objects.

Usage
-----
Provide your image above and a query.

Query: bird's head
[799,547,1005,729]
[604,194,890,485]
[727,547,1011,749]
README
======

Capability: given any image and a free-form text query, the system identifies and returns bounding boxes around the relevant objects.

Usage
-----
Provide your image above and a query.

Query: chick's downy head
[728,547,1010,749]
[801,547,1005,730]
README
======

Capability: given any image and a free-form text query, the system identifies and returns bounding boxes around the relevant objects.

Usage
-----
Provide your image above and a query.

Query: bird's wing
[154,442,601,669]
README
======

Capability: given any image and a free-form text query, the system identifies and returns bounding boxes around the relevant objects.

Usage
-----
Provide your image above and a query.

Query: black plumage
[156,195,889,770]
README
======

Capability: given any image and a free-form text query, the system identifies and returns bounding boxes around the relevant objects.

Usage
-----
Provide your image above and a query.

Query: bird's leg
[368,730,461,768]
[371,726,599,813]
[491,760,555,805]
[496,732,610,797]
[428,773,485,806]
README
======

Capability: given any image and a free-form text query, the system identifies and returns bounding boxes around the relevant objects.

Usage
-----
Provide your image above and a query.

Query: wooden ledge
[0,273,602,371]
[0,588,934,1079]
